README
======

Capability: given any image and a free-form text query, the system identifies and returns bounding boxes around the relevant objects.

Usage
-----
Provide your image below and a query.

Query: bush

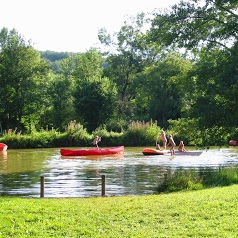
[65,120,91,146]
[122,120,161,146]
[168,118,230,147]
[92,125,123,146]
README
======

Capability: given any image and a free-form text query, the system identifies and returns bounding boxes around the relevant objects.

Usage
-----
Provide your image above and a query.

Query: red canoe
[0,143,8,152]
[142,148,168,155]
[60,146,124,156]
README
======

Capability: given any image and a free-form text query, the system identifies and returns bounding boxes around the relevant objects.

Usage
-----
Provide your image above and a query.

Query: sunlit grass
[1,185,238,237]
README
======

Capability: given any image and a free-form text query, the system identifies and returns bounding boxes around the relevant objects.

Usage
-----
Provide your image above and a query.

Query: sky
[1,0,179,52]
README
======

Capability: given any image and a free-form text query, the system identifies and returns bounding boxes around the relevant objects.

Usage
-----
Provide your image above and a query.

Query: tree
[148,0,238,131]
[99,13,162,118]
[136,52,193,127]
[71,49,103,80]
[59,50,118,132]
[188,45,238,128]
[0,28,50,131]
[74,77,117,132]
[47,74,75,130]
[150,0,238,51]
[45,55,77,130]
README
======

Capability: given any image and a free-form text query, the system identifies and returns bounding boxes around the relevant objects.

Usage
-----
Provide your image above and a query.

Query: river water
[0,146,238,198]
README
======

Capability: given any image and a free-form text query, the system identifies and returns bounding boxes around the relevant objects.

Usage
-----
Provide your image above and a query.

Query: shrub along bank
[0,119,233,148]
[0,120,161,149]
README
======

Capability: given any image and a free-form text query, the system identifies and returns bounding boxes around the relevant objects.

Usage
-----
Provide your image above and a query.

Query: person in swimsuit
[155,141,162,151]
[167,134,176,155]
[178,140,187,152]
[93,136,101,149]
[161,130,167,150]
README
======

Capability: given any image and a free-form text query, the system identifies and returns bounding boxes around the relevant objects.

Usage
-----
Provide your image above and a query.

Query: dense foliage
[0,0,238,146]
[0,28,50,131]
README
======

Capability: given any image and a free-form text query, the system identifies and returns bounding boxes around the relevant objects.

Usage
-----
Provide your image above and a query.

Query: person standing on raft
[161,130,167,150]
[167,134,176,155]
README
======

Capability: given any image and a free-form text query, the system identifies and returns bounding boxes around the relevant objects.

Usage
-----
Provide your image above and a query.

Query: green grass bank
[1,185,238,237]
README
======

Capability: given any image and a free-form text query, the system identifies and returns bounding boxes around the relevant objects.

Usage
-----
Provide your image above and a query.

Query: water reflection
[0,147,238,197]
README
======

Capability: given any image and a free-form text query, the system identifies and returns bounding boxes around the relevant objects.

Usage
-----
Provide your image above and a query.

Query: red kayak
[60,146,124,156]
[0,143,8,152]
[142,148,168,155]
[229,140,237,146]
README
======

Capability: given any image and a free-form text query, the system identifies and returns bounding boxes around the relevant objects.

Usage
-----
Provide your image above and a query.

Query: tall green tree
[47,74,75,130]
[71,49,103,80]
[45,55,77,130]
[74,77,117,132]
[136,52,193,127]
[0,28,50,131]
[99,13,161,119]
[188,45,238,128]
[148,0,238,131]
[67,50,117,132]
[150,0,238,51]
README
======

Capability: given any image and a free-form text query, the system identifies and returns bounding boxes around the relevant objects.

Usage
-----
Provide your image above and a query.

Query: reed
[158,166,238,193]
[122,120,161,146]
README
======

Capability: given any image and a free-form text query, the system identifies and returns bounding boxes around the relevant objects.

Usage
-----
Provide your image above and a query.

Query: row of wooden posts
[40,175,106,198]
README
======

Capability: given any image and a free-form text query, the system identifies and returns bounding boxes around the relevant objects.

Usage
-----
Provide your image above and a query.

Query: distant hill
[40,50,108,73]
[39,50,77,73]
[40,50,74,62]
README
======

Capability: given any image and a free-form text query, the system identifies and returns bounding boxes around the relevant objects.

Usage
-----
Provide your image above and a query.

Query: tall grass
[0,121,124,148]
[1,127,62,148]
[64,120,91,146]
[0,121,92,148]
[0,120,162,148]
[201,166,238,187]
[158,166,238,193]
[122,120,161,146]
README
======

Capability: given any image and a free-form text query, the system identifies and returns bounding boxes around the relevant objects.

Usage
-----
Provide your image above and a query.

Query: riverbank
[0,120,231,149]
[1,185,237,237]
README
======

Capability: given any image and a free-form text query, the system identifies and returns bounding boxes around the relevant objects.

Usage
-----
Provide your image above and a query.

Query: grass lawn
[0,185,238,237]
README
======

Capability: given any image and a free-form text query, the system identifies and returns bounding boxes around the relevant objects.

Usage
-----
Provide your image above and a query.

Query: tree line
[0,0,237,145]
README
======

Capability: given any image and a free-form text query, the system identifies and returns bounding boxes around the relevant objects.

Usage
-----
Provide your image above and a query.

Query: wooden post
[101,175,106,197]
[40,176,44,198]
